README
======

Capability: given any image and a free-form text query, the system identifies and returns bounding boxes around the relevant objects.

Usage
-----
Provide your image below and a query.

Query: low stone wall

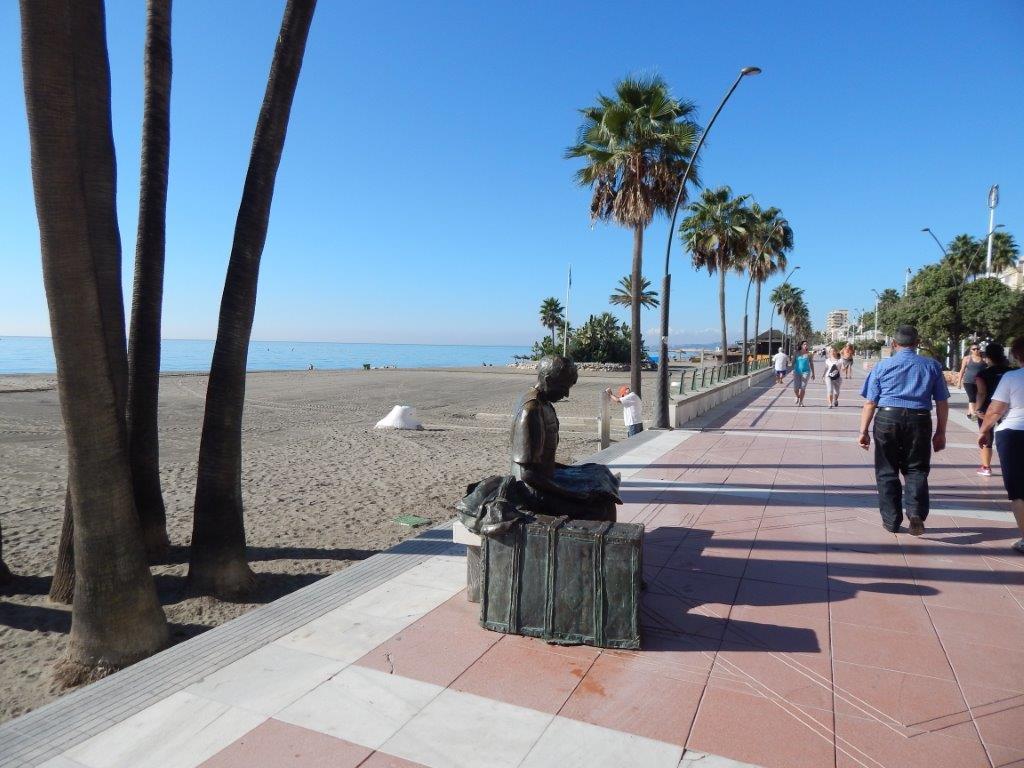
[673,367,774,427]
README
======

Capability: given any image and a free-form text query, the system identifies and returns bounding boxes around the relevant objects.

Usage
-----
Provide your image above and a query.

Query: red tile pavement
[687,686,836,768]
[204,379,1024,768]
[557,652,706,745]
[450,635,595,713]
[198,719,372,768]
[354,591,499,686]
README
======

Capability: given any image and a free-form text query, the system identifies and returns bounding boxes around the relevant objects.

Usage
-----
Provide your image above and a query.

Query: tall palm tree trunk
[189,0,316,599]
[20,0,168,678]
[630,225,643,396]
[718,259,728,365]
[550,326,556,347]
[127,0,173,562]
[753,281,762,362]
[48,491,75,603]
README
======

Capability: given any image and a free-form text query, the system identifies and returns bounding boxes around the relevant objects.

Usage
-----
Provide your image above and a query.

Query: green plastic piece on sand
[394,514,431,528]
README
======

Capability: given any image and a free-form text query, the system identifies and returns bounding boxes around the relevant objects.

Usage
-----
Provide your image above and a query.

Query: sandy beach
[0,365,656,723]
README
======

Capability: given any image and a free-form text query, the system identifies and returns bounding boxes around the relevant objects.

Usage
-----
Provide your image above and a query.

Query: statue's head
[536,356,578,402]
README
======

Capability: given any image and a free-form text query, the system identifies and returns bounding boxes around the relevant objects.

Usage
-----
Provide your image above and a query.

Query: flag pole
[563,264,571,356]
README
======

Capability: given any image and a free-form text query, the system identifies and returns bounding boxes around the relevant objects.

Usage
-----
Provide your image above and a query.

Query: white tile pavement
[277,666,442,750]
[272,604,410,664]
[184,644,345,717]
[63,692,264,768]
[381,688,553,768]
[521,716,683,768]
[342,577,460,622]
[605,430,699,480]
[388,551,467,591]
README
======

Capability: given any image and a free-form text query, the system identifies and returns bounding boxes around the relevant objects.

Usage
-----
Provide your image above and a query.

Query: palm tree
[945,235,983,279]
[189,0,317,599]
[609,275,659,309]
[769,282,802,355]
[789,296,811,347]
[988,231,1020,274]
[567,75,700,396]
[20,0,168,678]
[127,0,173,562]
[680,186,751,360]
[48,0,174,604]
[744,204,793,359]
[539,297,565,346]
[946,231,1020,277]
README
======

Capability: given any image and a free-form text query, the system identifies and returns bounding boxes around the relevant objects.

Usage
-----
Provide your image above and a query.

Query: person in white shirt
[978,336,1024,554]
[772,349,790,385]
[607,385,644,437]
[823,347,843,408]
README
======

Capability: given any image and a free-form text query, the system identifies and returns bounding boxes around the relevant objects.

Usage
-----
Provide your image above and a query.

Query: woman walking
[841,343,855,379]
[958,343,987,421]
[792,341,816,407]
[978,337,1024,554]
[824,347,843,408]
[974,342,1012,477]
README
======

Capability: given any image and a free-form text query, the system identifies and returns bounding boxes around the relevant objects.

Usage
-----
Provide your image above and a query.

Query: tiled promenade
[3,373,1023,768]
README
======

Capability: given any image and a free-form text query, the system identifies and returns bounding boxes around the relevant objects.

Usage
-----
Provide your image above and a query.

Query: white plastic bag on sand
[375,405,423,430]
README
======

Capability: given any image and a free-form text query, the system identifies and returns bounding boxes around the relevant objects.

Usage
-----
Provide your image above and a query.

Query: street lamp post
[986,184,999,276]
[921,227,948,257]
[871,288,881,345]
[653,66,761,431]
[766,265,800,359]
[742,220,787,374]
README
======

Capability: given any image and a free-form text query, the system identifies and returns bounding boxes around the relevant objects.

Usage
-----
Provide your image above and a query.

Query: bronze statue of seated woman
[458,356,620,535]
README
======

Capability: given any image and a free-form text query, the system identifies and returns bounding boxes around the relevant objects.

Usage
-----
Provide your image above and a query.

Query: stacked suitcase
[479,514,643,649]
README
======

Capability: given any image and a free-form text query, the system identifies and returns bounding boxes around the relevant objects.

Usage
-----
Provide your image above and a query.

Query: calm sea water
[0,337,531,374]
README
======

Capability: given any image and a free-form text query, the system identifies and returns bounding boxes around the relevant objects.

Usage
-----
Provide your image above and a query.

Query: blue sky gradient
[1,0,1022,345]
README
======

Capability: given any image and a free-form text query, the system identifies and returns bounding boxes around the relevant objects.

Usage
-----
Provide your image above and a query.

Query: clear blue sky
[1,1,1022,346]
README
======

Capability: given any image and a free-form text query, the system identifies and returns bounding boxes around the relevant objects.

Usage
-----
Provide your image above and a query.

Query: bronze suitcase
[479,514,643,649]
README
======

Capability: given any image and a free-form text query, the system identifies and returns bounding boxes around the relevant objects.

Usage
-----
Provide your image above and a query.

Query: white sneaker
[1012,539,1024,555]
[977,466,992,477]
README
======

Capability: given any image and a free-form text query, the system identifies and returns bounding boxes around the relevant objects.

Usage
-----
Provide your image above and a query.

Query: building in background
[997,258,1024,292]
[824,309,849,342]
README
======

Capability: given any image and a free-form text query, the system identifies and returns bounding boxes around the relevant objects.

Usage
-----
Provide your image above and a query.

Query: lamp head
[920,227,931,232]
[741,66,762,76]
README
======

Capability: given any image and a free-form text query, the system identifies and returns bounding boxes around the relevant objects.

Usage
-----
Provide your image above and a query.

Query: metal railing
[596,359,772,449]
[676,359,771,394]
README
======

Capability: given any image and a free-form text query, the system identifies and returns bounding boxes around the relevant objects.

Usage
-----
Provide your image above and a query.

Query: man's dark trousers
[873,408,932,531]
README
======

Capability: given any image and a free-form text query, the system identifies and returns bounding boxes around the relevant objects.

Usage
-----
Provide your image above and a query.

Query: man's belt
[878,406,930,415]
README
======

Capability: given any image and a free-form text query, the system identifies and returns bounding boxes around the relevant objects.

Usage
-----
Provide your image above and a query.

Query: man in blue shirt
[858,326,950,535]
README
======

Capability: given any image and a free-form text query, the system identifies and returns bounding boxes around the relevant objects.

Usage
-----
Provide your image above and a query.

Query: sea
[0,337,532,375]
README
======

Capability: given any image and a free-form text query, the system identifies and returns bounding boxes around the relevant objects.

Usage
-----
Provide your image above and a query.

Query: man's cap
[893,326,920,346]
[618,386,630,398]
